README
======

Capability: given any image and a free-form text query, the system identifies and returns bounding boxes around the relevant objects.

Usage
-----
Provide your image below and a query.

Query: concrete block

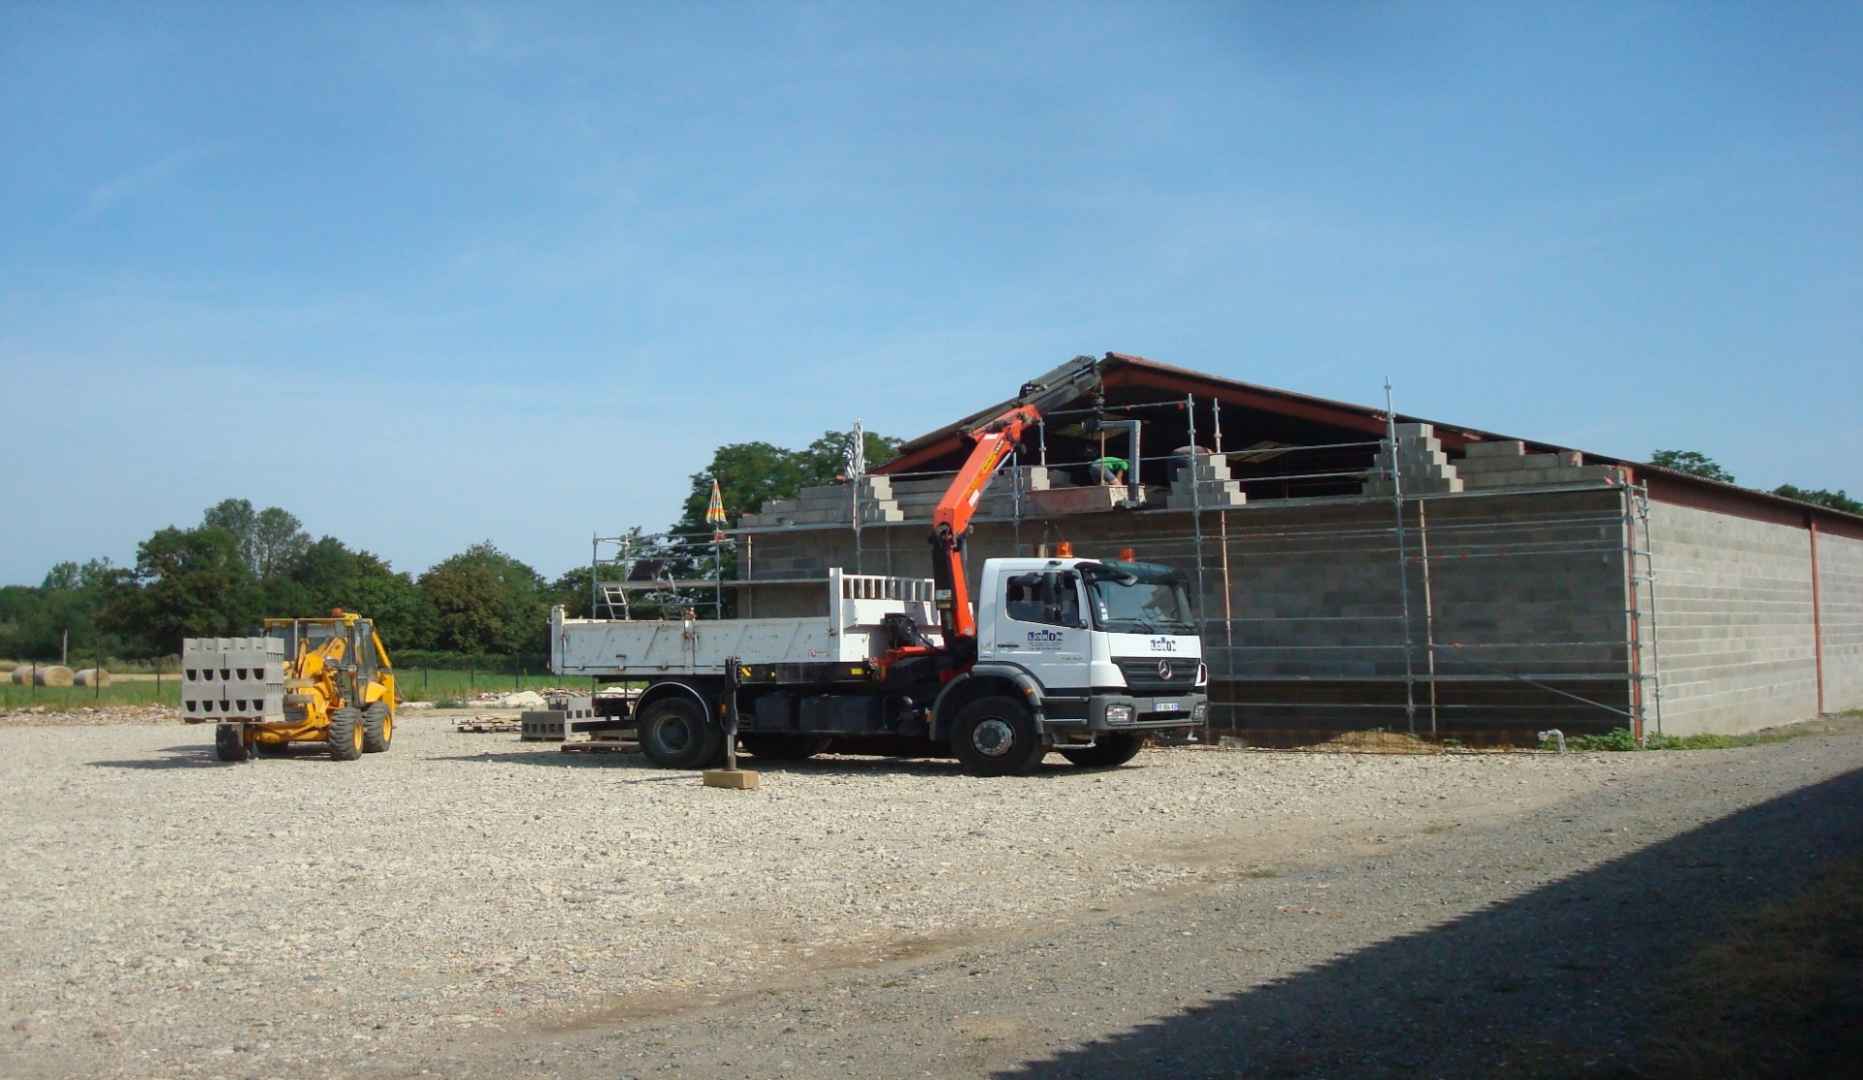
[1460,465,1620,488]
[1462,440,1525,458]
[702,769,761,790]
[1457,451,1584,474]
[1393,422,1435,440]
[521,710,568,741]
[1027,486,1128,515]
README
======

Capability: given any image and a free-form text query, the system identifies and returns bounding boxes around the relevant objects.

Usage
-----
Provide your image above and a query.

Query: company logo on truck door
[1026,628,1065,650]
[1150,637,1177,652]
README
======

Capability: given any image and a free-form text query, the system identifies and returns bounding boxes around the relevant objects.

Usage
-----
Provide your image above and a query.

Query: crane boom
[929,355,1103,641]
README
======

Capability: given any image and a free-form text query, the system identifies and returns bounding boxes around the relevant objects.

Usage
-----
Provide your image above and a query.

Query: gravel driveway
[3,714,1855,1078]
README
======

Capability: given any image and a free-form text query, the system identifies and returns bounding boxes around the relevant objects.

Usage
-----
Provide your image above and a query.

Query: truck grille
[1114,657,1194,695]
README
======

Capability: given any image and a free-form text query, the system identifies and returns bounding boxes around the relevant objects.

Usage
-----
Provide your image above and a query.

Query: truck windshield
[1081,562,1197,635]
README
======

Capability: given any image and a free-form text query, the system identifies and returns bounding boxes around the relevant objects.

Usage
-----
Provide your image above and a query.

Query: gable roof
[877,351,1863,536]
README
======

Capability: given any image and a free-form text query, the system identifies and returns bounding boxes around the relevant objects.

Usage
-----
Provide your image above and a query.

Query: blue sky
[3,2,1858,586]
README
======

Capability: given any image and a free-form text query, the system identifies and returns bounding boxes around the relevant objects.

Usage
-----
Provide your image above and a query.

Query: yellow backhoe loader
[186,611,398,762]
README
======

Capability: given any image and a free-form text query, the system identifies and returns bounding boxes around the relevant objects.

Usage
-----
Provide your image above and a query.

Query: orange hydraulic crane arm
[927,355,1104,642]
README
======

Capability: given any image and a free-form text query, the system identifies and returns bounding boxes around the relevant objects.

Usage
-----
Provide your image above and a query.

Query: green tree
[418,542,547,655]
[1772,484,1863,515]
[253,507,310,578]
[202,498,259,571]
[674,428,901,533]
[104,526,258,654]
[272,537,437,649]
[1650,449,1736,484]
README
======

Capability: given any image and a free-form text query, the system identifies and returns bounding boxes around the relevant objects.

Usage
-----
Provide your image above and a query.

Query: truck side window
[1004,573,1046,624]
[1004,572,1083,629]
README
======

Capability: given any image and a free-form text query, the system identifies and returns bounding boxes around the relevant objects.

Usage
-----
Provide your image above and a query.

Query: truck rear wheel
[327,706,364,761]
[214,724,250,762]
[361,701,392,753]
[739,733,832,761]
[952,696,1044,777]
[1060,732,1144,768]
[638,696,722,769]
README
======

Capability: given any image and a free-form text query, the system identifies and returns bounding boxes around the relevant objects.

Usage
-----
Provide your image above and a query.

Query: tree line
[1,428,899,663]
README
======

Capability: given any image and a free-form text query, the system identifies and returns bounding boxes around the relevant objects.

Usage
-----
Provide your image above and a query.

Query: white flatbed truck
[551,557,1207,775]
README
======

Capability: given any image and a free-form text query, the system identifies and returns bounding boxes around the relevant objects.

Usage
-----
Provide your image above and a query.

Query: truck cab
[975,556,1207,733]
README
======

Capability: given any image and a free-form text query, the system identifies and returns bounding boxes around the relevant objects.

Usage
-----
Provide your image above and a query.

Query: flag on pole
[844,420,866,480]
[705,478,727,540]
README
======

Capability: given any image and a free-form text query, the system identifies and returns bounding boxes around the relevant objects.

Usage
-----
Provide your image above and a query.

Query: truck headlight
[1105,704,1134,725]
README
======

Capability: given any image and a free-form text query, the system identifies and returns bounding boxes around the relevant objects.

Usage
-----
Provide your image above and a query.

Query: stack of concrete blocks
[520,693,595,741]
[1362,423,1463,496]
[738,476,904,529]
[1453,441,1623,489]
[1166,454,1248,510]
[180,636,286,723]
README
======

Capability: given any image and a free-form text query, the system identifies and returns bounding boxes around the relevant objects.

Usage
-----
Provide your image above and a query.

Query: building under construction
[684,353,1859,742]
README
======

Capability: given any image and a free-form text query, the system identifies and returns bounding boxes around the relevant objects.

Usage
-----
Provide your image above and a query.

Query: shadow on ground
[425,747,1144,781]
[998,765,1863,1078]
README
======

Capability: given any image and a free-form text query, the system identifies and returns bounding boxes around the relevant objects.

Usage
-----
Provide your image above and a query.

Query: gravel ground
[1,714,1848,1079]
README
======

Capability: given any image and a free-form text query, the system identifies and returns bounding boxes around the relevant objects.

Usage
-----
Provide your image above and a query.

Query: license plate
[1155,702,1180,712]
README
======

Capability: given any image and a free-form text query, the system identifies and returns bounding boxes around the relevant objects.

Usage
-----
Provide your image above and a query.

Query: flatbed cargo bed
[551,569,940,678]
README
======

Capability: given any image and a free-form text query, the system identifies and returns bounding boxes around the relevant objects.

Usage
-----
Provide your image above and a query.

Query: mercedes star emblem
[1157,660,1173,680]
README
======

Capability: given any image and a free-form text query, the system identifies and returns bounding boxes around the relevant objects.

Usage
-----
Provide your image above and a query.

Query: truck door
[989,569,1091,692]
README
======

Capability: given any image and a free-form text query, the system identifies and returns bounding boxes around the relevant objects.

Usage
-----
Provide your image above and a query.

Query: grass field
[1,670,588,710]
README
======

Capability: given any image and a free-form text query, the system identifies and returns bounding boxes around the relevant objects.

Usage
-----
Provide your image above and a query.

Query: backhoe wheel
[952,696,1044,777]
[214,724,251,763]
[361,701,392,753]
[637,696,722,769]
[1060,732,1144,769]
[327,705,364,761]
[739,734,832,761]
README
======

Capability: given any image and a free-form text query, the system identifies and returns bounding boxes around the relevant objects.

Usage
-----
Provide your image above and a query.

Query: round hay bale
[0,659,17,672]
[73,668,112,688]
[34,665,75,688]
[8,667,30,685]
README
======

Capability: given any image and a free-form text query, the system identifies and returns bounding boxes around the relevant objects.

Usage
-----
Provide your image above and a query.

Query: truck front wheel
[1060,732,1144,768]
[638,697,722,769]
[952,696,1043,777]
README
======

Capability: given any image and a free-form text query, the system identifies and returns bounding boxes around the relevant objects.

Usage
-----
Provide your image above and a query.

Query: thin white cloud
[79,146,208,222]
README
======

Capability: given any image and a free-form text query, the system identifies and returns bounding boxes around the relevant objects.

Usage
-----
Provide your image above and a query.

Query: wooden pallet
[455,718,521,734]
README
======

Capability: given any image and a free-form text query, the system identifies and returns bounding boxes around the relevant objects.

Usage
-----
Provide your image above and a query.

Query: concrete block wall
[1454,440,1622,490]
[1640,501,1820,735]
[1362,423,1462,496]
[1815,528,1863,713]
[743,487,1635,733]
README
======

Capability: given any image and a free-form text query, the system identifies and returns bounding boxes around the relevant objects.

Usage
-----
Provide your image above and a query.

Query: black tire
[637,696,722,769]
[327,705,364,761]
[214,724,250,763]
[739,733,832,761]
[361,701,392,753]
[951,696,1044,777]
[1060,732,1145,768]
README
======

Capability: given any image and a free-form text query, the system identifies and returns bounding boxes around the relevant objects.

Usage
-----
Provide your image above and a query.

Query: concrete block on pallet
[520,710,568,741]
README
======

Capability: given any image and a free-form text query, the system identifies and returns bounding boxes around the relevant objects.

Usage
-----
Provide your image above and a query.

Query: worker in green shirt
[1090,455,1129,485]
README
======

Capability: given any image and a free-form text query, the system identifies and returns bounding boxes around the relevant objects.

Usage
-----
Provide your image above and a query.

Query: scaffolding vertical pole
[1212,399,1236,734]
[1010,448,1023,556]
[1186,394,1209,742]
[1635,483,1666,737]
[1384,380,1418,735]
[1417,498,1440,735]
[590,535,599,617]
